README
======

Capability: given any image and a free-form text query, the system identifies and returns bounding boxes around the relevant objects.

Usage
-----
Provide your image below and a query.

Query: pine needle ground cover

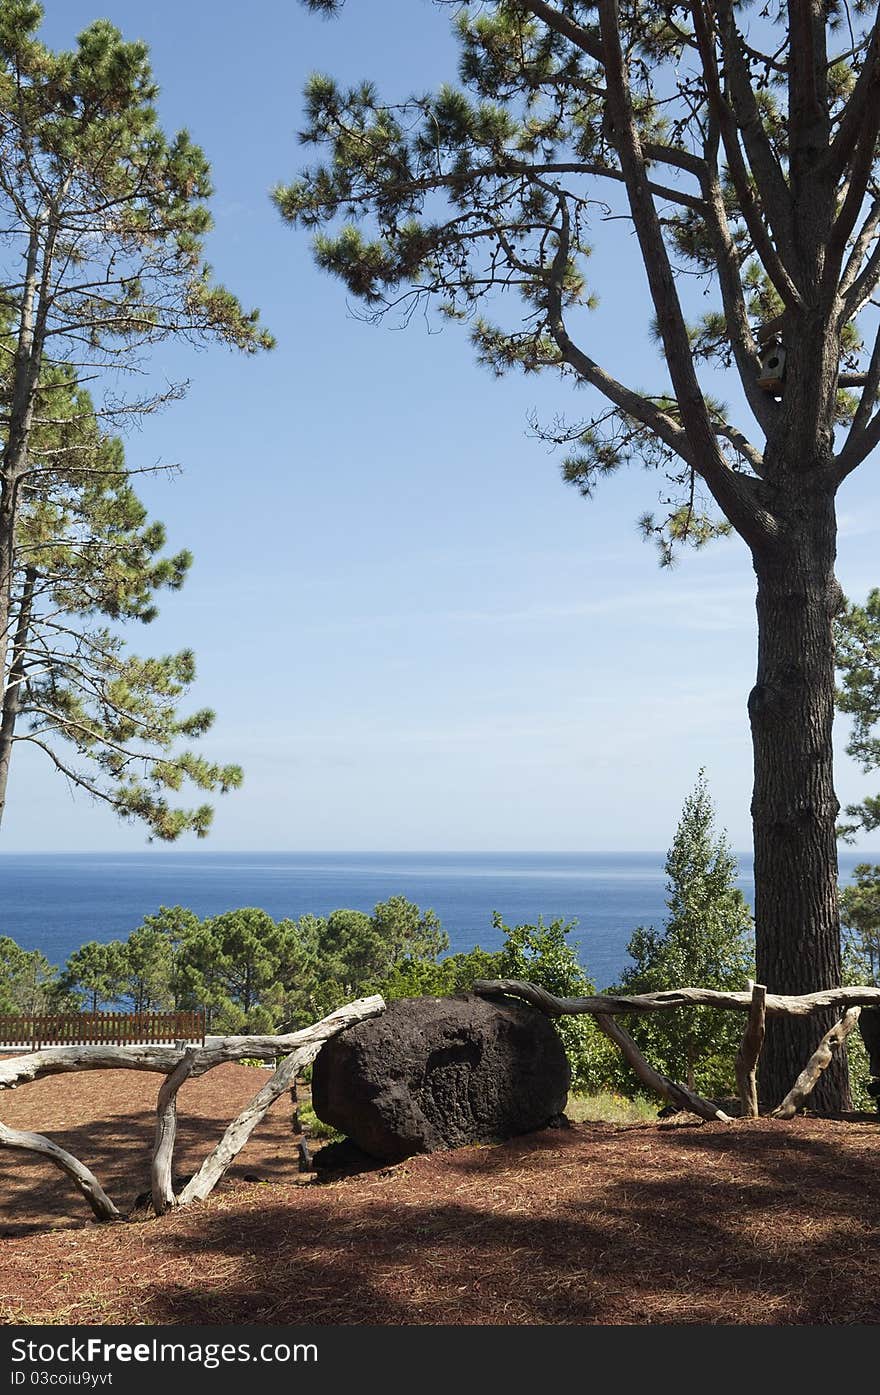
[0,1066,878,1325]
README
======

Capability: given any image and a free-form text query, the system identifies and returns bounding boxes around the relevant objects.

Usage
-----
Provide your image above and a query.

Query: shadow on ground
[3,1115,876,1325]
[0,1064,300,1236]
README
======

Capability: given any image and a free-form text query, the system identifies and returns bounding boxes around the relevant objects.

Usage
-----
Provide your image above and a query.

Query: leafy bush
[376,946,504,1001]
[492,912,621,1094]
[297,1100,342,1142]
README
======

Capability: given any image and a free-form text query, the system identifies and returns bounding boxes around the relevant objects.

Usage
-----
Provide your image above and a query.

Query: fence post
[735,982,767,1118]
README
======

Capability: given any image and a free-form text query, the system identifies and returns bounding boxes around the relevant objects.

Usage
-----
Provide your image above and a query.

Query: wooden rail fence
[473,978,880,1121]
[0,996,385,1222]
[0,1010,205,1050]
[0,984,877,1227]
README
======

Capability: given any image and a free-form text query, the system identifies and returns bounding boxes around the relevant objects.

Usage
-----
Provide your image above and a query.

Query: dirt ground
[1,1064,879,1325]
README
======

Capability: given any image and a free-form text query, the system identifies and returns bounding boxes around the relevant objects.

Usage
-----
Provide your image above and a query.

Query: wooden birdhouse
[757,338,786,393]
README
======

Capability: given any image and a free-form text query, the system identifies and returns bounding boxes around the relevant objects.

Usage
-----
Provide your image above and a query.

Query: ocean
[0,850,874,990]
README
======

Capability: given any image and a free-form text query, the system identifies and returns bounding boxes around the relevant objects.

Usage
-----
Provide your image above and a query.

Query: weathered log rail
[473,980,880,1018]
[3,981,876,1227]
[474,978,878,1121]
[0,995,385,1223]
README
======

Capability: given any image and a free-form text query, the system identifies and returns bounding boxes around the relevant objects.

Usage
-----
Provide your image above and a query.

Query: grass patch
[566,1091,657,1125]
[298,1100,343,1142]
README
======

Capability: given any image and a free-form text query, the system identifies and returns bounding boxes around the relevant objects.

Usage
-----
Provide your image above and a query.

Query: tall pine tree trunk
[749,486,849,1112]
[0,221,47,832]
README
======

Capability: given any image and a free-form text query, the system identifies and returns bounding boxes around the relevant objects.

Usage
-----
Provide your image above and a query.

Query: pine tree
[0,4,272,835]
[1,363,245,837]
[616,772,754,1095]
[177,908,289,1033]
[277,0,880,1109]
[60,939,128,1012]
[0,933,60,1013]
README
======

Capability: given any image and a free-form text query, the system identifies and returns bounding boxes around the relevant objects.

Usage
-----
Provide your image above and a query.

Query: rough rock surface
[859,1007,880,1111]
[311,993,570,1162]
[859,1006,880,1075]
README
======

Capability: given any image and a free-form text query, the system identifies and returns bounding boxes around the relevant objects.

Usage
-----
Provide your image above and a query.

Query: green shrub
[376,946,504,1001]
[493,912,621,1094]
[298,1100,342,1142]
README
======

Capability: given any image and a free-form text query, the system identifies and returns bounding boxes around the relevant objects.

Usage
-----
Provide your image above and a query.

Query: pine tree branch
[835,408,880,484]
[516,1,603,63]
[698,120,779,437]
[690,0,801,309]
[821,14,880,181]
[841,236,880,322]
[841,323,880,462]
[641,142,708,182]
[537,205,692,464]
[596,0,776,549]
[714,423,764,476]
[825,120,880,289]
[839,197,880,301]
[21,737,131,809]
[711,0,796,268]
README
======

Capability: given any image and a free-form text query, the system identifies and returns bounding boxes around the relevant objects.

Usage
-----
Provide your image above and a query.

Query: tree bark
[749,487,849,1112]
[0,567,36,827]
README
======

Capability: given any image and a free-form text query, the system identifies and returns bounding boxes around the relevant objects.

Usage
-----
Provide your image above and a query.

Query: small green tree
[377,945,505,1002]
[0,934,61,1013]
[275,912,341,1027]
[118,923,175,1014]
[177,908,287,1033]
[369,895,449,967]
[279,895,452,1026]
[0,6,271,838]
[614,772,754,1096]
[129,906,203,1010]
[319,907,380,992]
[60,939,128,1012]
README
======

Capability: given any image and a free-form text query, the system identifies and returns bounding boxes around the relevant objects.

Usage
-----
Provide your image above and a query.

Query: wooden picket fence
[0,1009,205,1051]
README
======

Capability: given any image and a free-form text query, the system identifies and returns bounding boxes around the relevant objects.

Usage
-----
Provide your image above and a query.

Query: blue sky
[6,0,880,853]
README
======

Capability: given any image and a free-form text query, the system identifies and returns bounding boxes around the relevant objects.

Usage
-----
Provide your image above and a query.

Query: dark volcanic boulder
[859,1007,880,1111]
[311,993,570,1162]
[859,1006,880,1075]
